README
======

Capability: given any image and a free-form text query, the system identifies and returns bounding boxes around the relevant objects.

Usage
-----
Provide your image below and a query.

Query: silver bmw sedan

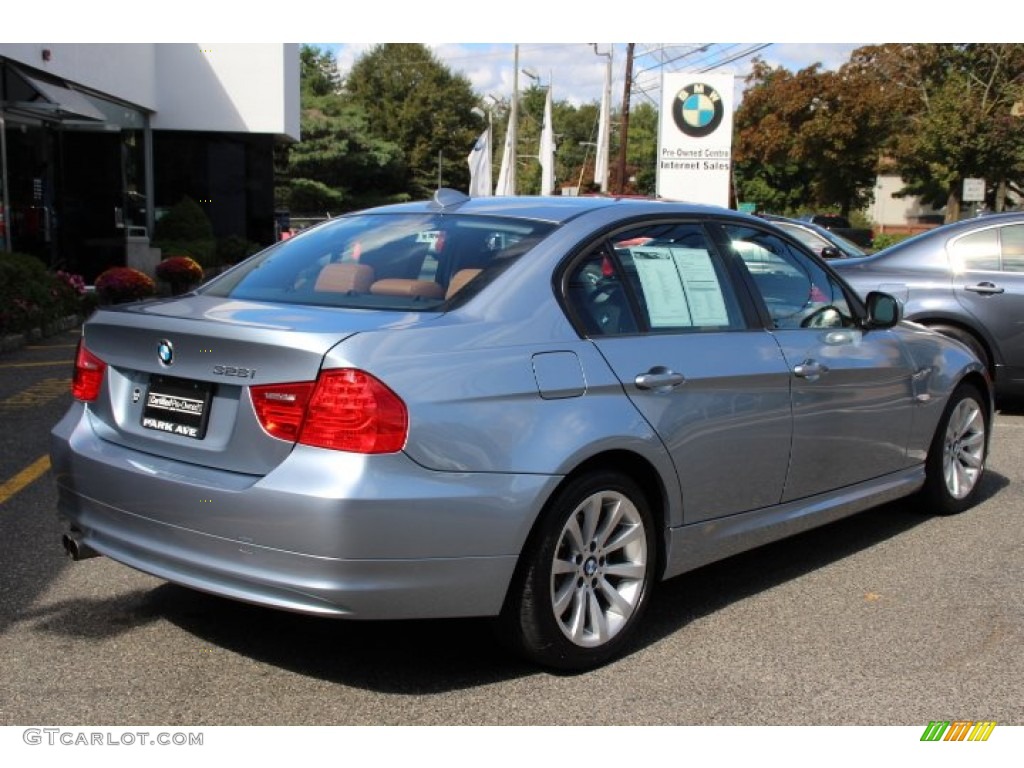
[51,191,992,670]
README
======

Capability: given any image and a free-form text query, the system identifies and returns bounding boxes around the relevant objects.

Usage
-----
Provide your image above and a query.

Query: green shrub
[871,233,914,250]
[153,197,214,241]
[0,252,88,334]
[847,210,873,230]
[155,239,217,268]
[216,235,262,266]
[153,197,217,268]
[53,270,87,316]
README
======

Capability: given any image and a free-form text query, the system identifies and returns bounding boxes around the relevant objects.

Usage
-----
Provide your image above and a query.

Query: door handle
[964,282,1005,295]
[793,360,829,381]
[635,367,685,391]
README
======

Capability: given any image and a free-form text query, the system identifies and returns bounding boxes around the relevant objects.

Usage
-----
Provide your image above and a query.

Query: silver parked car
[52,192,992,670]
[832,211,1024,400]
[760,214,869,259]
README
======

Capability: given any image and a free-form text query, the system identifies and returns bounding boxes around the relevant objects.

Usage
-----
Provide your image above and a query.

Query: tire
[498,471,657,671]
[920,382,988,515]
[928,324,991,374]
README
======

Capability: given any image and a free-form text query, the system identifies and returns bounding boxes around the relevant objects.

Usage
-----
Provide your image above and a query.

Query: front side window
[565,222,744,336]
[723,224,855,329]
[202,213,555,310]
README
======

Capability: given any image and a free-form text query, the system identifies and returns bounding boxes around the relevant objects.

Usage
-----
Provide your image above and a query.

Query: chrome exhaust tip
[62,532,100,561]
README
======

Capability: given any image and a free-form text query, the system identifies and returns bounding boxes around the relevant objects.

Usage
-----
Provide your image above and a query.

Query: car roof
[917,210,1024,235]
[851,211,1024,263]
[356,190,742,226]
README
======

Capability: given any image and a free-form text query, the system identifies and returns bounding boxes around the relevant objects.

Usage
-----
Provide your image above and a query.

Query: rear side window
[566,222,745,335]
[999,225,1024,272]
[203,213,555,310]
[950,228,1000,271]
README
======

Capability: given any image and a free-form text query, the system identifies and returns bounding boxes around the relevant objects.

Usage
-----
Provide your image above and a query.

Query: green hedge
[870,233,914,251]
[0,251,87,335]
[153,197,217,268]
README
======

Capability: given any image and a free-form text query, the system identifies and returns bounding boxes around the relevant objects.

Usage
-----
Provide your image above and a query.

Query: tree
[300,44,341,98]
[624,101,659,195]
[733,58,894,216]
[852,44,1024,221]
[344,44,483,197]
[277,46,407,214]
[733,61,823,213]
[286,96,406,212]
[802,65,900,215]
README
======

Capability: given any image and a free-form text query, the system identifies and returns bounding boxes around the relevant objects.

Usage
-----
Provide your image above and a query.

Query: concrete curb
[0,315,83,356]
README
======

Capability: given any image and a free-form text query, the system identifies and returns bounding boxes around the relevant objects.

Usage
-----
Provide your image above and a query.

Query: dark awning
[2,66,106,122]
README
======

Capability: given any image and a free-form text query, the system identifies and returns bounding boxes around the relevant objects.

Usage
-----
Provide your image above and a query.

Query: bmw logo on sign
[672,82,724,138]
[157,339,174,366]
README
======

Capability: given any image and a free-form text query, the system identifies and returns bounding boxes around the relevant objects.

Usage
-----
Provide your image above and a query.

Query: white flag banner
[467,128,492,197]
[539,87,556,196]
[594,74,610,189]
[495,119,515,196]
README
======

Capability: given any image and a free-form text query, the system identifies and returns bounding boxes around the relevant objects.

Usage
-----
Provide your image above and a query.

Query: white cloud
[313,43,866,110]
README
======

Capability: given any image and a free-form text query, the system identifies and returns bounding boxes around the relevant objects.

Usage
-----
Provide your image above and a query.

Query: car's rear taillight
[72,341,106,401]
[249,382,315,442]
[251,369,408,454]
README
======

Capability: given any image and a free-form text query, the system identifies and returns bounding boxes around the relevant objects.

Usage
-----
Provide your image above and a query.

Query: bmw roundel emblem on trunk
[157,339,174,366]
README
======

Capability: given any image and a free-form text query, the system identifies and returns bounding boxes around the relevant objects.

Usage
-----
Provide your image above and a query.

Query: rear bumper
[50,404,559,619]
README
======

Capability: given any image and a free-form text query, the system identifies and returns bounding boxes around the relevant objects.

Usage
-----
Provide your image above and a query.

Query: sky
[316,42,865,109]
[12,0,1003,111]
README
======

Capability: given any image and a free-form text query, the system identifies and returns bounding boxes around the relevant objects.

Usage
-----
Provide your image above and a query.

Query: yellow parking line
[0,378,69,411]
[0,455,51,506]
[0,361,72,369]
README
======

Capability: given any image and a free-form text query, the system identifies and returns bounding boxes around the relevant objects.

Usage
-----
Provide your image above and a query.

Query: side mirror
[820,245,842,259]
[864,291,901,329]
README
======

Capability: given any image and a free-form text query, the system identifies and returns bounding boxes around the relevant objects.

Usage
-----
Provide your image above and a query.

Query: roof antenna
[431,188,470,211]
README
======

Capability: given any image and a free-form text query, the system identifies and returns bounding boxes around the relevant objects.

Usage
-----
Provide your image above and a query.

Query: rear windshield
[202,213,556,310]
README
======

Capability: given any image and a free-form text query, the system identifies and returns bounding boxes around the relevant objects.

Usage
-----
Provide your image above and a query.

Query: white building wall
[0,43,158,109]
[0,43,299,139]
[152,44,299,138]
[867,174,945,228]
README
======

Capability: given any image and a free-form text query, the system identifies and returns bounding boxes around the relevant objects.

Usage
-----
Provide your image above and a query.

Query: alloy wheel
[549,490,649,648]
[942,396,986,499]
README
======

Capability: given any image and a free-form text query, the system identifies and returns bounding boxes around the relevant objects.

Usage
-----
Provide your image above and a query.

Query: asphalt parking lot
[0,330,1022,726]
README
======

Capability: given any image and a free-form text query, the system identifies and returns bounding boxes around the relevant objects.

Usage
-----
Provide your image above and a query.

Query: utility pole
[615,43,635,195]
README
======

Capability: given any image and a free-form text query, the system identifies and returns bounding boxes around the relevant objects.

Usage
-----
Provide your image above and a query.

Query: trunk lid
[80,294,432,475]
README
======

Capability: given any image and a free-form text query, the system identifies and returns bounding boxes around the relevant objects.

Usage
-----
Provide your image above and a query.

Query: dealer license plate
[141,375,213,439]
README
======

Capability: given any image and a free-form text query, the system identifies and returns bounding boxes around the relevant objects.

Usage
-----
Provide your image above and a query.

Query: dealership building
[0,43,299,280]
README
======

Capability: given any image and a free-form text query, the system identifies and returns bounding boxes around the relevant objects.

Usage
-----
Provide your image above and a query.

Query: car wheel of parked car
[928,324,991,375]
[499,471,656,670]
[921,383,988,516]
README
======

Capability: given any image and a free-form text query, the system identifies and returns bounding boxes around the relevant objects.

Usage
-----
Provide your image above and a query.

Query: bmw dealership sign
[657,74,735,206]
